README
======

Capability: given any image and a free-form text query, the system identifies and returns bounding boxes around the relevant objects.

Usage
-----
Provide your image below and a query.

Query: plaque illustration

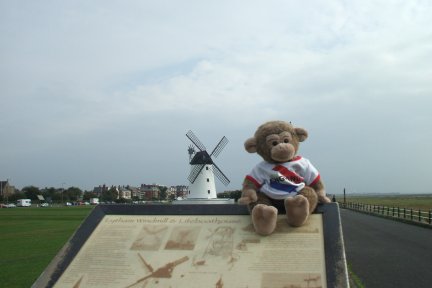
[165,226,201,250]
[261,273,322,288]
[125,255,189,288]
[130,225,168,250]
[192,226,239,270]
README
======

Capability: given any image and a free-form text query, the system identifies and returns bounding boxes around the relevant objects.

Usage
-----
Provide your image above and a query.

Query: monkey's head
[244,121,308,163]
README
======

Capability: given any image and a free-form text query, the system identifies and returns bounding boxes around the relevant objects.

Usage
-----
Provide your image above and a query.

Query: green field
[0,206,93,288]
[338,194,432,211]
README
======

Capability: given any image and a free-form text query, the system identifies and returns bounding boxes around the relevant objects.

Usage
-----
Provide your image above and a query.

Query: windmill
[186,130,230,199]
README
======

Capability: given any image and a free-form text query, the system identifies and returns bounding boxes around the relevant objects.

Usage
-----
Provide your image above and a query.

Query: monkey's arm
[311,179,331,203]
[238,178,258,204]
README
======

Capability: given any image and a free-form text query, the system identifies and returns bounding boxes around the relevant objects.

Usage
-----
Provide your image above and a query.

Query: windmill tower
[186,130,230,199]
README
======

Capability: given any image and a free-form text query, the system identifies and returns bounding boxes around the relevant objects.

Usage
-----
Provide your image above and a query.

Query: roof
[190,151,213,165]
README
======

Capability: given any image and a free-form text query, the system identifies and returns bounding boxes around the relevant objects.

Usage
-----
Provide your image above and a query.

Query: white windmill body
[188,162,217,199]
[185,131,230,201]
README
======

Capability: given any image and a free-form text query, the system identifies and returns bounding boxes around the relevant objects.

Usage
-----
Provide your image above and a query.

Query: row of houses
[92,184,189,201]
[0,179,189,202]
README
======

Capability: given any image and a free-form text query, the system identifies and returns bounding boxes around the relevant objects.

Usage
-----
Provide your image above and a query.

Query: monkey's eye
[283,138,289,143]
[272,141,278,146]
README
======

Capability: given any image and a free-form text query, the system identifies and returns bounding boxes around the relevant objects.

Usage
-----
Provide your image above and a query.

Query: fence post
[429,210,432,225]
[418,209,421,222]
[410,208,413,221]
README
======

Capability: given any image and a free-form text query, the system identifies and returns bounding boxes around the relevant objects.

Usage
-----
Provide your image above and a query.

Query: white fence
[340,202,432,226]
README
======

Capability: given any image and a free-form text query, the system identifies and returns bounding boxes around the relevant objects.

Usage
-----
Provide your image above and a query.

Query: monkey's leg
[251,204,278,236]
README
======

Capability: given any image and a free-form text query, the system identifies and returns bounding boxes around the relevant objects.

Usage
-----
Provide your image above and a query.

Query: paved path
[340,209,432,288]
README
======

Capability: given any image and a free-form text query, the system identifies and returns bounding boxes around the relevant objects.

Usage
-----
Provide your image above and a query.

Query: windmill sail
[186,130,206,151]
[210,136,228,158]
[188,164,205,184]
[211,163,230,186]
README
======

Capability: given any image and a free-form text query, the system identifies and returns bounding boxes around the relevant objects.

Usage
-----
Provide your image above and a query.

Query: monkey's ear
[295,128,308,142]
[244,137,257,153]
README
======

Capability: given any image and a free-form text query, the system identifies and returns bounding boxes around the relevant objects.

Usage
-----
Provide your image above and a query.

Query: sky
[1,0,432,194]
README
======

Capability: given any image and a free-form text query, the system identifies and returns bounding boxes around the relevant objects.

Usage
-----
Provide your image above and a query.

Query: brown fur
[239,121,330,235]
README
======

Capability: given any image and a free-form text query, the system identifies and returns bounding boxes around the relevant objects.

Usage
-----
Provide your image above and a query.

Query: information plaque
[33,203,348,288]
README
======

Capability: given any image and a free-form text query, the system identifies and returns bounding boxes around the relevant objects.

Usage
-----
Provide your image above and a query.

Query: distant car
[65,202,72,206]
[4,203,16,208]
[40,203,49,207]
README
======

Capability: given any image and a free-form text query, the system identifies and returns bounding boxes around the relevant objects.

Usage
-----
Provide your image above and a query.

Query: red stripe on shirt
[310,174,321,186]
[290,156,302,162]
[272,165,304,184]
[245,175,262,189]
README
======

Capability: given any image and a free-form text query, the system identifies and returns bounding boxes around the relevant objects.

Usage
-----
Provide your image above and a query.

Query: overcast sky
[1,0,431,194]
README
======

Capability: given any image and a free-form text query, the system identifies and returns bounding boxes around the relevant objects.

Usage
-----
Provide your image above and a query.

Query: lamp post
[343,187,346,206]
[61,182,65,205]
[5,178,9,204]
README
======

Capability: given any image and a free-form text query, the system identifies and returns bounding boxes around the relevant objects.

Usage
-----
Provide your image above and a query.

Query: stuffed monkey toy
[239,121,331,235]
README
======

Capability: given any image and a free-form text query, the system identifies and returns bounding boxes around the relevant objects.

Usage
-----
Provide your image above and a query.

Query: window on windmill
[206,166,209,170]
[208,190,210,194]
[207,178,209,182]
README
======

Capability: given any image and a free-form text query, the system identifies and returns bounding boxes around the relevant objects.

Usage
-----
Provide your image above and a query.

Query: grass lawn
[339,194,432,211]
[0,206,93,288]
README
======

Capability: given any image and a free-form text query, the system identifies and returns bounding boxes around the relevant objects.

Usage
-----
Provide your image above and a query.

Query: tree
[168,193,176,201]
[115,197,130,204]
[101,187,118,202]
[2,191,25,202]
[42,187,60,202]
[22,186,41,200]
[82,191,98,201]
[159,186,168,201]
[64,187,82,202]
[217,190,242,202]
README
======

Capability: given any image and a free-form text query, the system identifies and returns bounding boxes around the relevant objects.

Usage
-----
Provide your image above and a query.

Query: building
[172,185,188,199]
[140,184,160,200]
[0,180,15,200]
[91,183,189,201]
[92,184,109,197]
[118,186,132,200]
[126,186,141,199]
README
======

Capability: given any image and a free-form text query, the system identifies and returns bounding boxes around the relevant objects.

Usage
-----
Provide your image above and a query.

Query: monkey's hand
[238,188,258,205]
[318,194,331,204]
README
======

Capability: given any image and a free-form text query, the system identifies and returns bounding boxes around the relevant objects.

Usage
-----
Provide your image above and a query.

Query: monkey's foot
[285,195,309,227]
[251,204,278,236]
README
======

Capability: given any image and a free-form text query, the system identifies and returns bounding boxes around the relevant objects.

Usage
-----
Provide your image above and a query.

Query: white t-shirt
[245,156,320,199]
